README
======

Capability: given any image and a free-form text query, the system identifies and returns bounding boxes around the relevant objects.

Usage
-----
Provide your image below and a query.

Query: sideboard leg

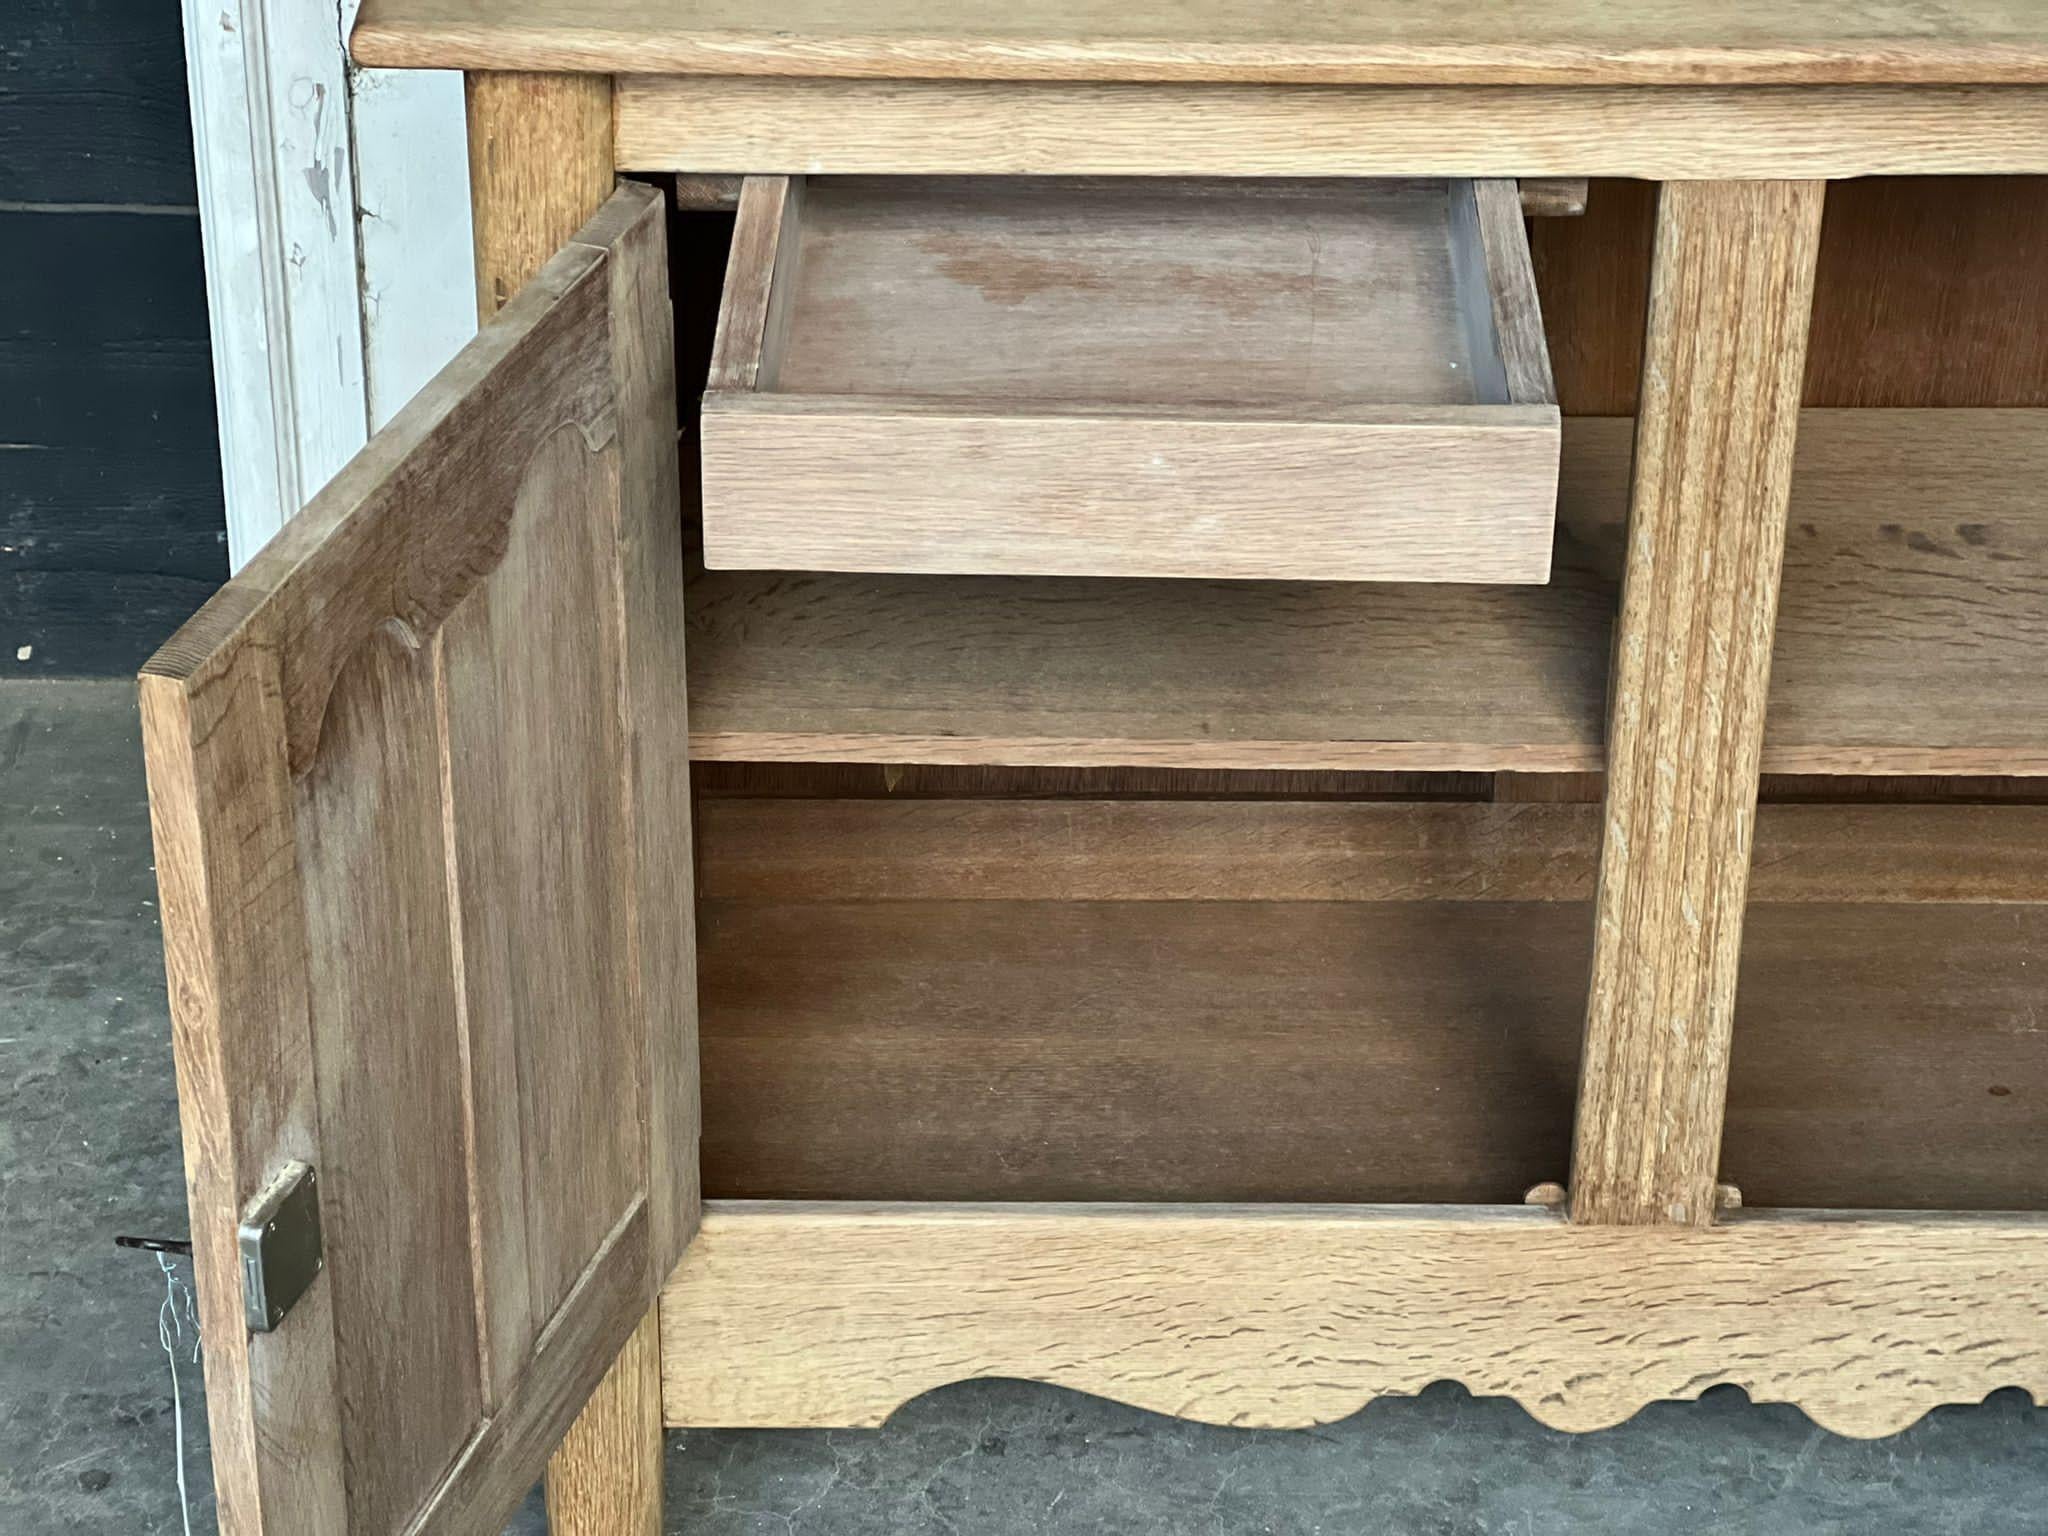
[547,1305,665,1535]
[463,70,615,320]
[1570,179,1826,1228]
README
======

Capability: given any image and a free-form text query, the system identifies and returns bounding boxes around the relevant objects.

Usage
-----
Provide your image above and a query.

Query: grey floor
[2,677,2042,1535]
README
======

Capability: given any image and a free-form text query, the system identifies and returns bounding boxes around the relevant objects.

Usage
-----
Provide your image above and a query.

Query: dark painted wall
[3,0,228,675]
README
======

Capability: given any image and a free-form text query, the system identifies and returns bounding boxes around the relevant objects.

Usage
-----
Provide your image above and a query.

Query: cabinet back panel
[1533,175,2048,413]
[693,800,2048,1210]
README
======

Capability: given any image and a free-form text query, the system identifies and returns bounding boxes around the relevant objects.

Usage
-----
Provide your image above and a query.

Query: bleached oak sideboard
[140,4,2048,1531]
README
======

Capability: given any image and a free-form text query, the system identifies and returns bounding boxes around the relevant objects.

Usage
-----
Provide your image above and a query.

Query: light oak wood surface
[464,72,612,321]
[704,399,1560,581]
[691,796,2048,1213]
[685,409,2048,774]
[659,1203,2048,1436]
[616,78,2048,180]
[754,178,1517,408]
[545,1310,663,1536]
[140,567,351,1536]
[140,185,688,1536]
[354,1,2048,85]
[1573,181,1824,1228]
[701,175,1559,583]
[465,82,681,1536]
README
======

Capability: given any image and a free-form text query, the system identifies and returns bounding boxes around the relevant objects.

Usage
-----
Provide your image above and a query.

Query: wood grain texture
[596,183,701,1288]
[139,625,350,1536]
[1518,178,1590,218]
[615,78,2048,179]
[140,185,686,1536]
[302,621,483,1528]
[691,799,2048,1211]
[1533,177,2048,414]
[1528,177,1658,415]
[659,1203,2048,1436]
[3,0,198,206]
[1572,181,1824,1229]
[705,174,802,393]
[353,1,2048,84]
[702,174,1558,582]
[545,1309,663,1536]
[464,71,612,319]
[463,93,694,1524]
[405,1206,651,1536]
[697,798,2048,906]
[685,409,2048,773]
[763,177,1509,408]
[1470,177,1556,406]
[702,398,1558,581]
[1807,176,2048,407]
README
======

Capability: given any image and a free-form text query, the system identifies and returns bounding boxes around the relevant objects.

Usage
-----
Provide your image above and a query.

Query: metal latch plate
[238,1161,323,1333]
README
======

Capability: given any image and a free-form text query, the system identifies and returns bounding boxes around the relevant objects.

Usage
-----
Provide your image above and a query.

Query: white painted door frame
[180,0,476,571]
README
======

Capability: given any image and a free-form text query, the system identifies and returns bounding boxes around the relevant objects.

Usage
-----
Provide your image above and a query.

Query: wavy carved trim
[659,1201,2048,1439]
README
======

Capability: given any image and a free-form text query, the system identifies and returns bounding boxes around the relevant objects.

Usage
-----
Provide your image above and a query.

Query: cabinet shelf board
[688,409,2048,774]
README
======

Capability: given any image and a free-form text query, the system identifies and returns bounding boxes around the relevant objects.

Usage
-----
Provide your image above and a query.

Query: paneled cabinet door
[140,182,697,1536]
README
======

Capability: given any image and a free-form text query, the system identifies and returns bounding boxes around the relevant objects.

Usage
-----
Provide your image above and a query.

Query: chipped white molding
[340,2,476,433]
[182,1,472,570]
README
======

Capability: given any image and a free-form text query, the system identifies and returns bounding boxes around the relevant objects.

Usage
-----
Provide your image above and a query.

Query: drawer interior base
[769,177,1518,409]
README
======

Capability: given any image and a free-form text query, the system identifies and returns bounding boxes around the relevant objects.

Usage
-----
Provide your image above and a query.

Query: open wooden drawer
[701,175,1562,582]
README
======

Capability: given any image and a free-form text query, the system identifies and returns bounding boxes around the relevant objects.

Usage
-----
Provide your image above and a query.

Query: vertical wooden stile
[1570,179,1825,1227]
[462,70,676,1536]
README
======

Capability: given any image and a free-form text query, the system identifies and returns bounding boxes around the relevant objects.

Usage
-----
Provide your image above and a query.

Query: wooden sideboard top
[350,0,2048,85]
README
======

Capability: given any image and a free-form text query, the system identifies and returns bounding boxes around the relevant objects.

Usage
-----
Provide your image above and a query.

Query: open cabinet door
[139,182,695,1536]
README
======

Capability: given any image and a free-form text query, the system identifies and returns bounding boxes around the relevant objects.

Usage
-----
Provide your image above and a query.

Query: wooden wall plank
[1532,176,2048,413]
[1572,180,1824,1228]
[702,895,1589,1203]
[1808,176,2048,406]
[697,798,2048,905]
[1,0,196,204]
[4,209,226,674]
[691,798,2048,1213]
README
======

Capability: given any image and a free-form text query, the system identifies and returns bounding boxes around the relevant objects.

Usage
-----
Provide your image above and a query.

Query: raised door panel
[139,182,695,1536]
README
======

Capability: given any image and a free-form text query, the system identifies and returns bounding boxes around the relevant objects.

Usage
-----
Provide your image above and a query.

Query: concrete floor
[2,677,2043,1534]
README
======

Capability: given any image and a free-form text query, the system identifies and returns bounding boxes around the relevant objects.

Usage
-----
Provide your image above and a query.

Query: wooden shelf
[687,408,2048,774]
[695,797,2048,1212]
